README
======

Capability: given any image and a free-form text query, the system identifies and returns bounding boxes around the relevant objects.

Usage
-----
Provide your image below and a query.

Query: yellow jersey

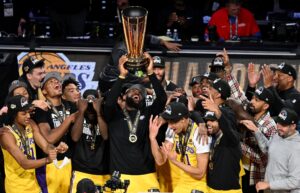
[1,125,40,193]
[166,122,211,193]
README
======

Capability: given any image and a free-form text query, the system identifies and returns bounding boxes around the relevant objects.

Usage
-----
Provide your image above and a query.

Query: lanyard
[122,109,141,143]
[209,132,223,163]
[229,16,238,40]
[9,124,32,159]
[84,121,99,150]
[177,120,193,162]
[47,100,67,123]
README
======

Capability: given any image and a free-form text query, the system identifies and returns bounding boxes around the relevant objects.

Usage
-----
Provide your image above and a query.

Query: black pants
[0,150,5,193]
[242,170,263,193]
[0,172,4,193]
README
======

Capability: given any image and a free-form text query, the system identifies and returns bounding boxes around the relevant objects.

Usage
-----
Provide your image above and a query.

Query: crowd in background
[1,0,300,41]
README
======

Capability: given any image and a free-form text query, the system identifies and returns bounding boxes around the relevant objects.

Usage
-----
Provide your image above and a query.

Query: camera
[87,95,96,112]
[103,171,130,192]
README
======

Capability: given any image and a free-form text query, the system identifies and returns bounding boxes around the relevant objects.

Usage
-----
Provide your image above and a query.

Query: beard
[249,107,256,116]
[248,104,263,116]
[156,72,165,83]
[126,96,142,109]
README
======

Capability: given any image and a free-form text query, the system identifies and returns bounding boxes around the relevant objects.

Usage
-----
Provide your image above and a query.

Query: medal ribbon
[122,109,141,140]
[209,132,223,169]
[47,100,67,123]
[229,16,238,40]
[8,124,32,159]
[178,120,193,162]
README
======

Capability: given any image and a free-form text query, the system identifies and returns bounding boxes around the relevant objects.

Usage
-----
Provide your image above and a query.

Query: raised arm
[219,48,250,107]
[149,115,168,166]
[71,99,88,142]
[103,55,128,121]
[93,98,108,140]
[144,52,167,115]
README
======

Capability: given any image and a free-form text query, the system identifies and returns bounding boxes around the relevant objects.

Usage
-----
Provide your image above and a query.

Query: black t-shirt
[34,100,77,160]
[207,109,241,190]
[107,108,155,175]
[72,118,109,175]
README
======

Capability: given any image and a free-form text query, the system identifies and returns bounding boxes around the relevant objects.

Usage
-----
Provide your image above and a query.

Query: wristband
[119,75,125,79]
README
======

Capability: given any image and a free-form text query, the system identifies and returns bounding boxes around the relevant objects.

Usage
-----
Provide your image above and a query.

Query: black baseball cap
[7,95,33,115]
[160,102,189,122]
[41,72,62,89]
[189,72,219,87]
[212,78,231,100]
[22,57,45,74]
[76,178,97,193]
[8,80,27,94]
[274,108,299,125]
[189,75,201,87]
[209,56,225,72]
[284,93,300,116]
[200,72,219,81]
[274,62,297,80]
[203,111,218,121]
[252,87,274,105]
[153,56,165,68]
[83,89,98,100]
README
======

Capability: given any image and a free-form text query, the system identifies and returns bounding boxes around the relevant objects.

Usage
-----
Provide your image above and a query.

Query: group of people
[0,46,300,193]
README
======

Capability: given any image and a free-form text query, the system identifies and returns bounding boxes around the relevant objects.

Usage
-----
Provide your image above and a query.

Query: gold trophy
[122,6,149,72]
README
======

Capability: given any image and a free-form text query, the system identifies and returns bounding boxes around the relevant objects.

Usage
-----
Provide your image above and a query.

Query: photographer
[70,89,109,193]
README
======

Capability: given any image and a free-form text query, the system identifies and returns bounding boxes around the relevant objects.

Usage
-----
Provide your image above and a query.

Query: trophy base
[125,57,149,72]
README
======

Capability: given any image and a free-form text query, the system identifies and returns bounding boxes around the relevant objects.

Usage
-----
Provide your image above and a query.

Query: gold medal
[209,162,213,170]
[129,134,138,143]
[90,143,95,150]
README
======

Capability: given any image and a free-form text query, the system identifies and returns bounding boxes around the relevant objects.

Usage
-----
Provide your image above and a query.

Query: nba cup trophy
[122,6,148,74]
